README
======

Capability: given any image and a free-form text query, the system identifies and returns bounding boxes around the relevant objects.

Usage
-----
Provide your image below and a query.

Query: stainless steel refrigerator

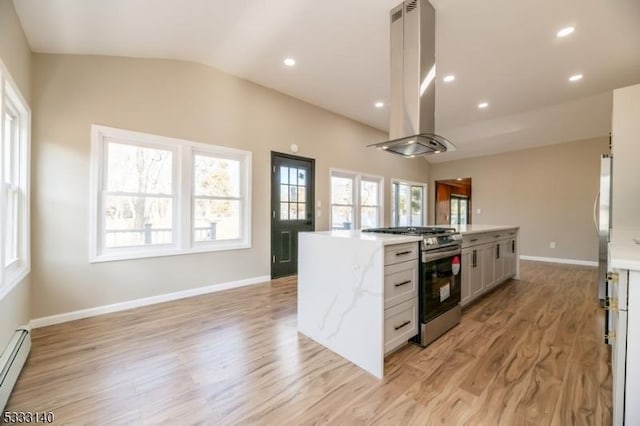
[596,154,612,303]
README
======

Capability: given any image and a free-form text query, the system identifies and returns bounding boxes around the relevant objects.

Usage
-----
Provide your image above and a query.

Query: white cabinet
[383,242,419,355]
[461,249,472,305]
[460,229,518,307]
[482,243,496,290]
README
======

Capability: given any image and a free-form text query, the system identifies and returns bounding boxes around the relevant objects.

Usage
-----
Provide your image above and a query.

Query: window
[90,125,251,262]
[392,180,426,227]
[330,169,383,230]
[0,61,30,300]
[278,166,307,221]
[450,195,468,225]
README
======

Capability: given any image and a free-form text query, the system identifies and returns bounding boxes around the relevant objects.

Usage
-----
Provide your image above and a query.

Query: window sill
[89,241,252,263]
[0,265,30,301]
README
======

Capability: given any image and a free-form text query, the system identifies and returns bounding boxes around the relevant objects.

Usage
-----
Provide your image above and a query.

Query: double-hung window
[330,169,383,230]
[0,61,30,299]
[391,180,427,227]
[90,125,251,262]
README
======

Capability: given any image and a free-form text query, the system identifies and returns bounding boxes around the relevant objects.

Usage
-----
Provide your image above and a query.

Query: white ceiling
[13,0,640,162]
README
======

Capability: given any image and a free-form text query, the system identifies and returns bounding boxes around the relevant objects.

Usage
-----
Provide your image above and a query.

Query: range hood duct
[368,0,455,157]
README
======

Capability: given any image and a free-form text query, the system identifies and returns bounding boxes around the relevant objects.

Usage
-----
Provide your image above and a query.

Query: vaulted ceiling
[13,0,640,162]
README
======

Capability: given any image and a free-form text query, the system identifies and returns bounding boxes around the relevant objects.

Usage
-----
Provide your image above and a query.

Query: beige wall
[429,137,609,261]
[30,53,429,318]
[612,83,640,229]
[0,0,32,348]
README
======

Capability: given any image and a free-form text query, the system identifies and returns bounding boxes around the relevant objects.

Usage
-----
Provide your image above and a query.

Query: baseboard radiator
[0,328,31,410]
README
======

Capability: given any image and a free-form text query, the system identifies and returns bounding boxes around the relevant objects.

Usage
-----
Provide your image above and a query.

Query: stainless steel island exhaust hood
[368,0,455,157]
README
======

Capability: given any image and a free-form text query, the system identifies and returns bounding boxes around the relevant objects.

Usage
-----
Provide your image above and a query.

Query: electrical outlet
[550,241,556,249]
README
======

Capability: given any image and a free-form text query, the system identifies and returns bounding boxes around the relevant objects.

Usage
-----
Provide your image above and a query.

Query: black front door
[271,152,315,278]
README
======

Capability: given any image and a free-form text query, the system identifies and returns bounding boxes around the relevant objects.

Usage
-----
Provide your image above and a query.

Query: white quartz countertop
[301,230,422,246]
[436,224,519,235]
[610,228,640,271]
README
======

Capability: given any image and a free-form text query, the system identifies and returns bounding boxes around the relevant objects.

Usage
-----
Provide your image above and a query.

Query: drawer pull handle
[470,238,479,242]
[494,235,501,238]
[394,280,412,288]
[396,250,412,256]
[394,320,411,331]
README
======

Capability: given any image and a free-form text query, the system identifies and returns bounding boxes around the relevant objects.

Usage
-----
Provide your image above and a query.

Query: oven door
[420,248,462,323]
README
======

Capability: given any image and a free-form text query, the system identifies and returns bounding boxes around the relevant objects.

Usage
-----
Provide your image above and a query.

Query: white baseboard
[519,255,598,267]
[29,274,271,329]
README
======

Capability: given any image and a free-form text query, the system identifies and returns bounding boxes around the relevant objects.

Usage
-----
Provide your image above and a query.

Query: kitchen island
[297,225,519,378]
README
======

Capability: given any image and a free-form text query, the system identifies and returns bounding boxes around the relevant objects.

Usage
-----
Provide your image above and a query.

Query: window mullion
[178,145,190,250]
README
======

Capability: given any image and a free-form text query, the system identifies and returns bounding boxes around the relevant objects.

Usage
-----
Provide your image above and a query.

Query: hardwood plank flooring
[6,261,611,425]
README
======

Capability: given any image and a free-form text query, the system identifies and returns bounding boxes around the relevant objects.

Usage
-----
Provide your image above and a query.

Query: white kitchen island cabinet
[297,230,421,379]
[610,229,640,425]
[450,225,519,307]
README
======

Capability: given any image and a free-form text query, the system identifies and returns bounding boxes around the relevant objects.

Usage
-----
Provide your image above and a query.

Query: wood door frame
[434,179,472,225]
[270,151,315,279]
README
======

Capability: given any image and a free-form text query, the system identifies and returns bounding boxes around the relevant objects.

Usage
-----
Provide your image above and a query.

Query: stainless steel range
[362,226,463,346]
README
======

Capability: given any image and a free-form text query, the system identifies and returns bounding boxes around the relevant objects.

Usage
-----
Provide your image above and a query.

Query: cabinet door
[461,250,472,306]
[470,248,484,297]
[507,238,517,277]
[482,244,496,289]
[495,241,505,283]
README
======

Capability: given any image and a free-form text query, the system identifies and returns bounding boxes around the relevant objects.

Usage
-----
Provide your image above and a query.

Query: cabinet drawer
[462,233,491,248]
[384,299,418,355]
[384,260,418,309]
[384,242,419,266]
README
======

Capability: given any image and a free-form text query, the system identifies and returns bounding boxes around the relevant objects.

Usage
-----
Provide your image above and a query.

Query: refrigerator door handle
[593,192,600,234]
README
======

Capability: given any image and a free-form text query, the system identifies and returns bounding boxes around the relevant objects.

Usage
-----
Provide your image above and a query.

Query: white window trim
[89,125,252,263]
[330,168,384,230]
[0,58,31,301]
[391,178,427,227]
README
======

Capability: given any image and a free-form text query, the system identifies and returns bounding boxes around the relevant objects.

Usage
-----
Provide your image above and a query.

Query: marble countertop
[610,228,640,271]
[436,224,520,235]
[301,230,422,246]
[302,225,519,244]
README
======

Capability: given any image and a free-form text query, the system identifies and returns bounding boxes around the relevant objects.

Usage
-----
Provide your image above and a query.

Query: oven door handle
[422,248,462,262]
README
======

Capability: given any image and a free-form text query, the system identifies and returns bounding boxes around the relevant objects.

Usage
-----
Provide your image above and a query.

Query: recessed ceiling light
[409,155,416,158]
[283,58,296,67]
[433,150,441,154]
[381,146,388,150]
[374,101,385,108]
[443,75,455,83]
[569,74,583,82]
[478,102,489,109]
[556,26,575,38]
[456,178,463,181]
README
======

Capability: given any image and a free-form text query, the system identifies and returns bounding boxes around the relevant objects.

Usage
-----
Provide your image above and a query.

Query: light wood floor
[7,261,611,425]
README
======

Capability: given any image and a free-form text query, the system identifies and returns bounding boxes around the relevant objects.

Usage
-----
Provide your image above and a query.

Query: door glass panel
[298,203,306,220]
[289,186,298,202]
[398,184,411,226]
[460,199,468,225]
[411,186,423,225]
[450,198,459,225]
[280,166,289,184]
[298,169,306,185]
[280,202,289,220]
[289,168,298,186]
[280,185,289,202]
[289,203,298,220]
[298,186,306,202]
